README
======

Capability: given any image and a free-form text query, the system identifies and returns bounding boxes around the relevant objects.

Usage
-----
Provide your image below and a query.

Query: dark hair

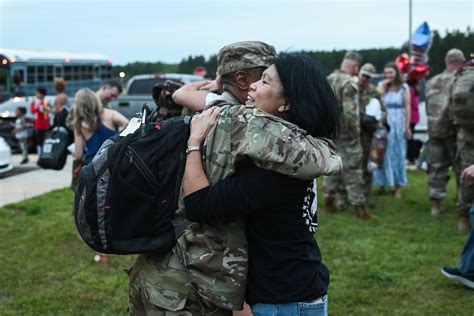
[103,80,123,94]
[274,53,340,140]
[221,66,265,87]
[36,87,47,96]
[384,62,404,89]
[16,106,27,115]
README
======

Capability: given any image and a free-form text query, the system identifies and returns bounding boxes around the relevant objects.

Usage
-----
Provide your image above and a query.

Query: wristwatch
[186,145,201,154]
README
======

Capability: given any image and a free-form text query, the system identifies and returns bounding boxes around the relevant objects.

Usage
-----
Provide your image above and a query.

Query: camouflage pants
[427,136,459,201]
[458,132,474,218]
[128,252,232,316]
[323,139,366,206]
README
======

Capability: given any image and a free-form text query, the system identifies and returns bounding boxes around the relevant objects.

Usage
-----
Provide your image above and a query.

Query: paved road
[0,154,73,207]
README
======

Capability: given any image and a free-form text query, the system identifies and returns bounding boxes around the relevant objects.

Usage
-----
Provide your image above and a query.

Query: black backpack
[37,126,71,170]
[74,111,191,255]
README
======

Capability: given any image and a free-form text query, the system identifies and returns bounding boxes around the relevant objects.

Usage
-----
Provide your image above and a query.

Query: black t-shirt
[184,164,329,305]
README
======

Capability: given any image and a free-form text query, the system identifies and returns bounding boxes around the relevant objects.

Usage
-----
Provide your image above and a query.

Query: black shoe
[20,158,29,164]
[441,267,474,288]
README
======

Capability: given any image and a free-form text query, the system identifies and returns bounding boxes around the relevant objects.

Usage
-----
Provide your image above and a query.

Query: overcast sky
[1,0,472,65]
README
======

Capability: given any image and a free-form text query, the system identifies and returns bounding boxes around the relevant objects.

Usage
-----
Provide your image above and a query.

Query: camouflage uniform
[425,70,459,203]
[450,62,474,218]
[358,83,386,197]
[129,42,343,315]
[323,69,366,207]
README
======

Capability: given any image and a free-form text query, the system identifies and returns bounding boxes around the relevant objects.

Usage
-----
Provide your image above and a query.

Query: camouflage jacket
[450,64,474,144]
[174,91,342,310]
[328,70,361,143]
[425,70,457,138]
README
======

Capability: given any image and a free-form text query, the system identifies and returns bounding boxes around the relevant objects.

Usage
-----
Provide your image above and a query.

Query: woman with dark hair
[373,62,412,198]
[182,53,339,316]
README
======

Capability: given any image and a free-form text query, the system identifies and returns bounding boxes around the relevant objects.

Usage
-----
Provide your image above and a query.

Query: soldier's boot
[336,198,349,211]
[431,199,442,217]
[354,204,375,220]
[458,216,470,233]
[324,198,337,214]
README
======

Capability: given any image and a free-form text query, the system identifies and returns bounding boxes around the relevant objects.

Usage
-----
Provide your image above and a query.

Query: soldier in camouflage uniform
[357,63,386,198]
[450,54,474,232]
[323,52,373,219]
[128,42,343,315]
[425,49,465,218]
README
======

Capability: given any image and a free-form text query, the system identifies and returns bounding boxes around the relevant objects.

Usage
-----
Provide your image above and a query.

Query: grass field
[0,170,473,315]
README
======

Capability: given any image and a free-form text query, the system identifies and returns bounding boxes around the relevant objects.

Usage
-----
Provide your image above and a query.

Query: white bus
[0,48,113,103]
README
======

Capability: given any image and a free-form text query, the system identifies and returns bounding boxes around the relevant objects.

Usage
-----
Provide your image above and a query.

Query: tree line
[113,28,473,80]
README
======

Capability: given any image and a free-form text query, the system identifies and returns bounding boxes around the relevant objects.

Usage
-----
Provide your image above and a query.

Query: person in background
[373,62,411,198]
[323,52,372,219]
[357,63,386,201]
[30,87,50,155]
[52,78,70,130]
[71,88,128,264]
[425,49,465,218]
[12,106,29,164]
[406,78,420,167]
[441,164,474,288]
[96,80,123,106]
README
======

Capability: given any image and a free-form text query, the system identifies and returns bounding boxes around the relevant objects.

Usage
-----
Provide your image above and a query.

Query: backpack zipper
[126,146,159,192]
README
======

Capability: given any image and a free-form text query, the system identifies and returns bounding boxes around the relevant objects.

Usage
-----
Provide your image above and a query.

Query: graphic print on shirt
[302,180,318,232]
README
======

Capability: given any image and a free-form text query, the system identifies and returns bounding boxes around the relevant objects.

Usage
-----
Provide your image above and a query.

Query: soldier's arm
[206,105,342,181]
[341,84,361,134]
[172,80,216,111]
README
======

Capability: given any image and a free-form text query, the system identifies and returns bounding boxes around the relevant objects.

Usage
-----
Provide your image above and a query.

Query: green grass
[0,171,472,315]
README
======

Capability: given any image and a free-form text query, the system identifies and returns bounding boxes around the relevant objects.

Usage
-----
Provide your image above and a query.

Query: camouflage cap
[359,63,376,77]
[445,48,465,63]
[217,41,277,75]
[344,51,363,64]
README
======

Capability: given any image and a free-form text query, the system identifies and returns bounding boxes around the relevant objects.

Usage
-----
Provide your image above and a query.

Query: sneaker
[441,267,474,288]
[20,158,29,164]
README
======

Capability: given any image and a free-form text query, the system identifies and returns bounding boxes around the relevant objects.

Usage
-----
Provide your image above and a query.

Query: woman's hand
[188,106,221,146]
[404,128,412,140]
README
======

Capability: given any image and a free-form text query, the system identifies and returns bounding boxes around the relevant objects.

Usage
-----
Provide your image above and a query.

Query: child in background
[30,87,50,155]
[12,106,29,164]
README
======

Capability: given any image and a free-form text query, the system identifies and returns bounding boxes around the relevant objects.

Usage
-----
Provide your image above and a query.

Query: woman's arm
[74,129,85,160]
[182,107,221,196]
[403,88,412,139]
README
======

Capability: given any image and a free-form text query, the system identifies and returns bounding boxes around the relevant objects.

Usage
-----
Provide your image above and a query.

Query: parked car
[0,136,13,175]
[0,95,69,151]
[109,73,204,118]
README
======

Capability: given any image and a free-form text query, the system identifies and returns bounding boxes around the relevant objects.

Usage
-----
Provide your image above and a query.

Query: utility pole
[409,0,412,54]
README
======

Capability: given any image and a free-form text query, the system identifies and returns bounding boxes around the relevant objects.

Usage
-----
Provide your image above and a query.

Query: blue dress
[373,87,408,187]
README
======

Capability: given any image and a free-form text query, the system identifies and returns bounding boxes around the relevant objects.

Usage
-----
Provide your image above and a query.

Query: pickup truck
[108,73,204,119]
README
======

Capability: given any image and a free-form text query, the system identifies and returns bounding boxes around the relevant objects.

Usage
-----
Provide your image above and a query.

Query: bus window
[93,66,100,80]
[55,66,63,78]
[27,66,35,83]
[64,66,72,81]
[13,70,24,85]
[46,66,54,82]
[0,66,10,93]
[37,66,45,82]
[73,66,80,80]
[101,65,112,79]
[85,66,93,79]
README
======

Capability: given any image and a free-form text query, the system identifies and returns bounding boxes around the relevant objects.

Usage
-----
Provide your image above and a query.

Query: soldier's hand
[189,106,221,146]
[461,165,474,181]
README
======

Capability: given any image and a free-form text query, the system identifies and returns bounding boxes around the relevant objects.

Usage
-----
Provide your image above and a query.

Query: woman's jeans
[251,295,328,316]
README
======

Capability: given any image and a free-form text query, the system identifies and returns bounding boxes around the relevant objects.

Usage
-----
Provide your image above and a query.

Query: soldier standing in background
[449,53,474,232]
[441,55,474,286]
[425,49,465,220]
[323,52,373,219]
[357,63,386,200]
